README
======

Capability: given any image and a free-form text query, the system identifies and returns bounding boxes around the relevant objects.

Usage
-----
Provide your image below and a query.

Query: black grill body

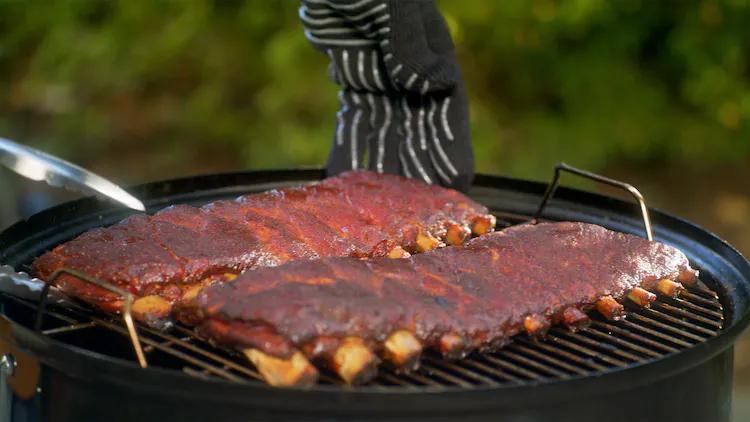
[1,169,748,422]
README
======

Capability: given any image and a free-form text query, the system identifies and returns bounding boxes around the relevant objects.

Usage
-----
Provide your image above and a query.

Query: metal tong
[0,137,145,212]
[0,137,145,300]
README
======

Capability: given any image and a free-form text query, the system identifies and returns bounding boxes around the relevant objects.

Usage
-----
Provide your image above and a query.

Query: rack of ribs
[32,170,494,326]
[184,221,699,387]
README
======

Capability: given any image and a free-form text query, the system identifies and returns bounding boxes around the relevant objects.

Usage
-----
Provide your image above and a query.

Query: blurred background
[0,0,748,418]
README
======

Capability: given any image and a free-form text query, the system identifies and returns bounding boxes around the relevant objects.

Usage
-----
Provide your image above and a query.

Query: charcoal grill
[0,168,748,422]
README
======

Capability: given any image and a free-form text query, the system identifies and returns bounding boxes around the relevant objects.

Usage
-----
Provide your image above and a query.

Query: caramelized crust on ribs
[190,222,698,386]
[32,171,493,321]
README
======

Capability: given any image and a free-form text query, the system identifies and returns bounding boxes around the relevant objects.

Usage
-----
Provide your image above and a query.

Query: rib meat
[32,171,493,324]
[188,222,698,386]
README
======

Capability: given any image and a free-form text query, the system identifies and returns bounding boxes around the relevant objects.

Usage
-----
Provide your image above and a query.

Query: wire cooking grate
[1,212,725,390]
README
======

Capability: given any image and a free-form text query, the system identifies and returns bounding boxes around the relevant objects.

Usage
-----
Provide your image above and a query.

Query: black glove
[299,0,474,191]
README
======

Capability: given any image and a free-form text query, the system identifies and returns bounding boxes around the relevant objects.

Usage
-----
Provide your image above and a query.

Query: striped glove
[299,0,474,191]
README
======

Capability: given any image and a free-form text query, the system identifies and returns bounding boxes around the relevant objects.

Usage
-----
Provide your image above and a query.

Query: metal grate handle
[35,268,147,368]
[532,163,653,241]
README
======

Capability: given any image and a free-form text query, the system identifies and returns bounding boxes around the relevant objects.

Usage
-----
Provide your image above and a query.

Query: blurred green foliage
[0,0,748,183]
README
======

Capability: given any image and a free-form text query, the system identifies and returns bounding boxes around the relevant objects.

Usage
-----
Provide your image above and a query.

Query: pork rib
[188,222,698,386]
[32,171,493,324]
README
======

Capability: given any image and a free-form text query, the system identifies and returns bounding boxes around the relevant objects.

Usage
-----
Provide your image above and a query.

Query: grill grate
[1,212,726,390]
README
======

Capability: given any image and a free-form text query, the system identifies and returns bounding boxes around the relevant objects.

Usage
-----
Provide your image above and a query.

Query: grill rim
[0,168,748,410]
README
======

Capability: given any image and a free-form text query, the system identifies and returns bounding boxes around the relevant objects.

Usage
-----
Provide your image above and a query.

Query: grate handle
[532,162,653,241]
[35,269,147,368]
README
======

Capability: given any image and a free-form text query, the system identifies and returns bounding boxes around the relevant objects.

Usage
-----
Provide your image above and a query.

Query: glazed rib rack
[11,208,725,389]
[31,170,494,327]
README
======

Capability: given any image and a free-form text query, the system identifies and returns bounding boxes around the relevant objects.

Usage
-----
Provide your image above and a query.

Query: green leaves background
[0,0,748,182]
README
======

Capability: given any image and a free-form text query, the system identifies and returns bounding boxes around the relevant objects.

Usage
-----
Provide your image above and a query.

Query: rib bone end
[244,349,319,387]
[387,246,411,259]
[415,231,444,252]
[596,295,625,321]
[383,330,422,371]
[678,270,698,286]
[656,278,685,298]
[445,223,471,246]
[524,314,550,337]
[332,337,380,385]
[627,287,657,308]
[438,333,468,360]
[132,295,172,321]
[471,215,497,236]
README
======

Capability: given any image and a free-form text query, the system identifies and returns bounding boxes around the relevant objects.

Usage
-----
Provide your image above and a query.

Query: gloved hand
[299,0,474,191]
